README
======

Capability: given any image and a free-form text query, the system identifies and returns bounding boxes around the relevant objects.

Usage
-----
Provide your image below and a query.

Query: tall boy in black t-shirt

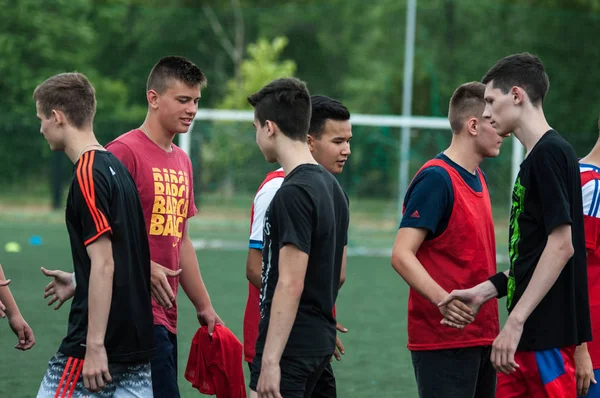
[246,78,350,398]
[33,72,154,397]
[440,53,591,397]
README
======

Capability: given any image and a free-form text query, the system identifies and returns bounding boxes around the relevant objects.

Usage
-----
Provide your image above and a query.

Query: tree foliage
[1,0,600,203]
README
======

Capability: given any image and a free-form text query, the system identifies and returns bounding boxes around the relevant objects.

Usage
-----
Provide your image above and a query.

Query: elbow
[278,278,304,298]
[246,267,256,283]
[561,241,575,261]
[391,251,406,274]
[339,274,346,288]
[96,259,115,278]
[549,235,574,265]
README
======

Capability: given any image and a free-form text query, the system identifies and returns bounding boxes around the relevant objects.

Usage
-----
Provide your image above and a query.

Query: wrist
[7,310,22,321]
[507,311,526,327]
[475,280,499,302]
[195,300,213,314]
[86,337,105,348]
[433,289,449,306]
[261,355,280,367]
[575,343,589,357]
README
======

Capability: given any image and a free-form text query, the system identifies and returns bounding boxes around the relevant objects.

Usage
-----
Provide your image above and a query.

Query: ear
[307,134,316,151]
[51,109,64,126]
[467,117,478,136]
[147,90,159,110]
[265,120,277,138]
[511,86,525,105]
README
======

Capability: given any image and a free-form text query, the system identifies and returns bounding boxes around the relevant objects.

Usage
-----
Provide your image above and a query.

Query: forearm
[87,260,114,345]
[508,241,572,325]
[339,247,347,289]
[248,270,261,290]
[472,279,502,303]
[0,266,21,317]
[179,237,212,311]
[392,251,447,305]
[246,249,263,290]
[262,281,303,364]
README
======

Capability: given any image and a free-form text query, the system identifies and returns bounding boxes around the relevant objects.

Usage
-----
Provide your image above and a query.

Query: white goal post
[180,109,524,214]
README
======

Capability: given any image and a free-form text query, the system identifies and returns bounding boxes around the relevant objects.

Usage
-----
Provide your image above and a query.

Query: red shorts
[496,345,576,398]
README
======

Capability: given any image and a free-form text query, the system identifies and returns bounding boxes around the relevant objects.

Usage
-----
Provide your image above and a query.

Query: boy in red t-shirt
[40,57,223,398]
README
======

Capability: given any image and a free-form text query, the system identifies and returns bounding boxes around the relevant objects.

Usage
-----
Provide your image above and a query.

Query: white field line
[191,239,509,263]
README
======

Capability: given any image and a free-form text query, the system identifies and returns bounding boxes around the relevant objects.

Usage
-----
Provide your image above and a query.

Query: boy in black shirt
[440,53,591,397]
[34,72,154,397]
[247,78,350,398]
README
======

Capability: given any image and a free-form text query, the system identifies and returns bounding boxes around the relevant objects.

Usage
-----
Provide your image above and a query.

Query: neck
[512,106,552,155]
[580,136,600,167]
[141,114,176,152]
[64,129,103,164]
[443,136,482,174]
[275,139,318,175]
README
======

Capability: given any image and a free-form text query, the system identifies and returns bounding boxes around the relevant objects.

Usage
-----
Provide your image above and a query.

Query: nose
[482,106,491,119]
[341,142,351,156]
[186,102,198,115]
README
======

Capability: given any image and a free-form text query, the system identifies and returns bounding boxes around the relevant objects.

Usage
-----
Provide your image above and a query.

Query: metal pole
[399,0,417,221]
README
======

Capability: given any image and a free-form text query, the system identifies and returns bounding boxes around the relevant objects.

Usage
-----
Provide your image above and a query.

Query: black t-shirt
[507,130,591,351]
[255,164,349,357]
[59,150,154,363]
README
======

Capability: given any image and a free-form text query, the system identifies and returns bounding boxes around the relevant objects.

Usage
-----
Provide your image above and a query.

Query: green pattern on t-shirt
[507,177,525,308]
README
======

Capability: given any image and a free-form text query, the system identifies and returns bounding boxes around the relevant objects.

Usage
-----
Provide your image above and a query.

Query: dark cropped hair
[247,78,311,142]
[481,52,549,105]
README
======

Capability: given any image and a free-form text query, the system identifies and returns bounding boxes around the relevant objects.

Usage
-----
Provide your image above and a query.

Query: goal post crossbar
[179,108,523,214]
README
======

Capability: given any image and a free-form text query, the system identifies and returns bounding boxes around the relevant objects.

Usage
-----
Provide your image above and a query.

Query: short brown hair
[448,82,486,134]
[33,72,96,129]
[147,56,207,94]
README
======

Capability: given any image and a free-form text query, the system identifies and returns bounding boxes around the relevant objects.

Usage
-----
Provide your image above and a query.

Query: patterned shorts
[36,352,153,398]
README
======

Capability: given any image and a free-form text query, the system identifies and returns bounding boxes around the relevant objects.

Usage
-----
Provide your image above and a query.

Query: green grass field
[0,197,509,397]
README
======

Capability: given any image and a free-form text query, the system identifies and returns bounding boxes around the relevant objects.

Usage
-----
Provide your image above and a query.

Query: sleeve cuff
[249,240,263,250]
[84,227,112,246]
[488,272,508,299]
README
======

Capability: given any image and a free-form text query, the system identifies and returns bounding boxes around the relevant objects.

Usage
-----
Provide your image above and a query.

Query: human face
[483,81,519,138]
[473,116,504,158]
[36,102,65,151]
[154,79,200,134]
[253,116,277,163]
[308,119,352,174]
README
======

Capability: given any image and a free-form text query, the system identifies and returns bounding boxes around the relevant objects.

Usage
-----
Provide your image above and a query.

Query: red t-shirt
[406,159,499,350]
[580,165,600,368]
[106,129,197,334]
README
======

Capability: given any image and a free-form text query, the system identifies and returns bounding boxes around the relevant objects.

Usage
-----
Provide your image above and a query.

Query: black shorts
[411,346,496,398]
[250,354,331,398]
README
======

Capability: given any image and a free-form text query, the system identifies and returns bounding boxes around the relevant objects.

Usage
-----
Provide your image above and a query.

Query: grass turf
[0,210,508,397]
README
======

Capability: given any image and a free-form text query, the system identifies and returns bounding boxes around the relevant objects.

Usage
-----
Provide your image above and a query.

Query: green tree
[217,36,296,109]
[200,36,297,195]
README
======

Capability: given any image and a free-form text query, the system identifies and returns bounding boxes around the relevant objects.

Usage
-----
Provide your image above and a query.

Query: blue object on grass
[29,235,43,246]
